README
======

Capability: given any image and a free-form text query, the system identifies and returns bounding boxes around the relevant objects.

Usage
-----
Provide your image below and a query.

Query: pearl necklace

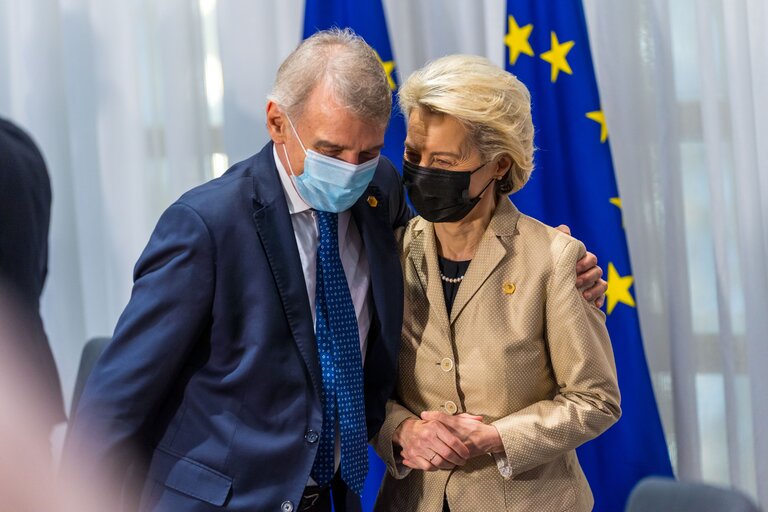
[439,272,465,284]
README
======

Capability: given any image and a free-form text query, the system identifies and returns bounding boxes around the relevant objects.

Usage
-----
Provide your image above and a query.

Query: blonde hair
[398,54,534,193]
[268,28,391,127]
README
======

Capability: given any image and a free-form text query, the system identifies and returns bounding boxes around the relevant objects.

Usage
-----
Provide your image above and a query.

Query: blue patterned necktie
[311,210,368,494]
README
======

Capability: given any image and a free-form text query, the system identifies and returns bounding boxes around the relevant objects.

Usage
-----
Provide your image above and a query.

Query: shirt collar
[273,144,311,215]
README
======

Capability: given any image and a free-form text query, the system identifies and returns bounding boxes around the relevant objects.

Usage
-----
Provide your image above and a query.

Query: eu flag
[303,1,403,508]
[504,1,674,510]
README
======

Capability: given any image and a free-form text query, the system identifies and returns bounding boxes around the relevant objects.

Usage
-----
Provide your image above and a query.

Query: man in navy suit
[67,29,606,512]
[0,118,65,431]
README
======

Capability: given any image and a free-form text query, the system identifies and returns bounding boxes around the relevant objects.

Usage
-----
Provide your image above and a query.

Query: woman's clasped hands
[393,411,505,471]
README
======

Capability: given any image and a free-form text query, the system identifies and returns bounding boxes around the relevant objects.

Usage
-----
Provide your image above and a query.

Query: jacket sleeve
[490,238,621,479]
[65,202,216,479]
[372,399,419,479]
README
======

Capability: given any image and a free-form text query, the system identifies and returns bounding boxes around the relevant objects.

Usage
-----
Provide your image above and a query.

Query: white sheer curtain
[0,0,764,505]
[584,0,767,504]
[0,0,214,411]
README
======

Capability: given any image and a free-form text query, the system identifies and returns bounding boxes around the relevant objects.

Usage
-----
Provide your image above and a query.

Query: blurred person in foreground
[66,31,606,512]
[0,292,121,512]
[0,118,65,432]
[373,55,621,512]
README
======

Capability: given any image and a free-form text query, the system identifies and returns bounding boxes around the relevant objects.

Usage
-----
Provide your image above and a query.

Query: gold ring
[428,453,437,462]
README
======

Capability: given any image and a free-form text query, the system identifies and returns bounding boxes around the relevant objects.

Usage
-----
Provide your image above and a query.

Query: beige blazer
[373,198,621,512]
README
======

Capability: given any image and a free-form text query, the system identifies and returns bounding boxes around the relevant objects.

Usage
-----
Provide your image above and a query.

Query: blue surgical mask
[282,114,379,213]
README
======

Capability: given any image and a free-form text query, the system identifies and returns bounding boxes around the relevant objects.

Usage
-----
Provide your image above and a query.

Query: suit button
[444,401,458,414]
[440,357,454,372]
[281,501,294,512]
[305,430,319,443]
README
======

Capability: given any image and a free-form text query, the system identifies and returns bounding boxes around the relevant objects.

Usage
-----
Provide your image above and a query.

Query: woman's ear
[266,101,287,144]
[495,154,514,179]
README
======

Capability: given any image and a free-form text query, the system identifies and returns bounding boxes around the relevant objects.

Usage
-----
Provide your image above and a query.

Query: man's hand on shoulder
[556,225,606,308]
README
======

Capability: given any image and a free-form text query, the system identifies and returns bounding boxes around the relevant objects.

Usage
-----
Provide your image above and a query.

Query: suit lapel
[351,185,402,350]
[409,219,452,334]
[249,144,322,400]
[449,198,521,324]
[406,218,428,296]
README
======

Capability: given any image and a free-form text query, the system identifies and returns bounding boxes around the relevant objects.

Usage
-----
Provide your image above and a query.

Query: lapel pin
[503,282,516,295]
[367,195,378,208]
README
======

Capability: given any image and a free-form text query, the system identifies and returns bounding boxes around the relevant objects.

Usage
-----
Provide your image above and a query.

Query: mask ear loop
[473,174,497,200]
[469,161,488,174]
[278,110,313,208]
[280,109,307,179]
[281,142,298,177]
[283,112,308,154]
[468,161,496,200]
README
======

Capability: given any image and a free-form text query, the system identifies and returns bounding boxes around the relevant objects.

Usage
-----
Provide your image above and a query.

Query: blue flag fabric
[504,1,674,510]
[303,1,402,508]
[303,0,406,168]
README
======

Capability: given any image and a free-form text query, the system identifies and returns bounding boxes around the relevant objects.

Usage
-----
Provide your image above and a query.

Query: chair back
[69,336,111,419]
[626,477,760,512]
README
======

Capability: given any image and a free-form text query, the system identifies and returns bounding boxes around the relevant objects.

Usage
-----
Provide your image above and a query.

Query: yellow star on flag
[605,262,635,315]
[539,31,575,82]
[374,51,396,91]
[586,110,608,142]
[504,15,534,65]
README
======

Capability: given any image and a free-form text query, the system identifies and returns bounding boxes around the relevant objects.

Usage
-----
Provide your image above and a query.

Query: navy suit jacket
[0,118,65,426]
[68,143,410,511]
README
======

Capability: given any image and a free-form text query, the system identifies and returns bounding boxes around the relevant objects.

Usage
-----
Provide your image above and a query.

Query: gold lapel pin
[367,195,378,208]
[503,282,516,295]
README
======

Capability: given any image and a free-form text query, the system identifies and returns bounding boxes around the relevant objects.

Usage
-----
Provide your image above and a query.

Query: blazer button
[281,501,294,512]
[440,358,454,372]
[444,401,458,414]
[305,430,319,444]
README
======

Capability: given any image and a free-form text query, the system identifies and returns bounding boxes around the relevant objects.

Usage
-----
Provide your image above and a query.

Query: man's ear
[266,101,287,144]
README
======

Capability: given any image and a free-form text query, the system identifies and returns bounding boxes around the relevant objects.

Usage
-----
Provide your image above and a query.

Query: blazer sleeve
[65,202,216,478]
[491,238,621,478]
[372,399,419,479]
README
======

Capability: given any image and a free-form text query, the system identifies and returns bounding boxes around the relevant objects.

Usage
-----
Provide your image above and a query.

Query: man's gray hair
[268,28,392,127]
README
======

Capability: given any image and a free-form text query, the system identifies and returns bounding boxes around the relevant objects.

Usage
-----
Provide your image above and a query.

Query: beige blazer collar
[408,198,522,326]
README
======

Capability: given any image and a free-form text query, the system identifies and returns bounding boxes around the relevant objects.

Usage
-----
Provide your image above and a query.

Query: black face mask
[402,159,495,223]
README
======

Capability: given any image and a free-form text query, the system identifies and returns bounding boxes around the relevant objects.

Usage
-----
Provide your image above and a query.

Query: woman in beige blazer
[373,55,622,512]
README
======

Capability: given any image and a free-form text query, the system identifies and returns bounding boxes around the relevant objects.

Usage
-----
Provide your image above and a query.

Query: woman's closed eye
[432,158,456,168]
